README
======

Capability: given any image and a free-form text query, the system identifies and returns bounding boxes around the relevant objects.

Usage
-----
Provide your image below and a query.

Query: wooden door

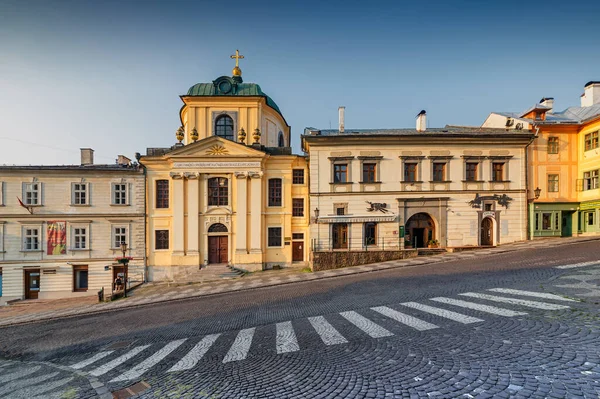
[292,241,304,261]
[25,270,40,299]
[209,236,228,264]
[332,223,348,249]
[481,218,493,246]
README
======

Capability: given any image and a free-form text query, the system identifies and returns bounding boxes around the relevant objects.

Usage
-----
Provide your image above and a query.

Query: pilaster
[235,172,248,254]
[171,172,185,256]
[185,172,199,255]
[249,171,263,254]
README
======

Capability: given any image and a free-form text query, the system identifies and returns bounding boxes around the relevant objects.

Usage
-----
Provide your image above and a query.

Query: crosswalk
[68,287,576,383]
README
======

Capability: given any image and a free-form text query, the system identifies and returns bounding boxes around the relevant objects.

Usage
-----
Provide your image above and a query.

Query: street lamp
[534,187,541,200]
[120,241,129,298]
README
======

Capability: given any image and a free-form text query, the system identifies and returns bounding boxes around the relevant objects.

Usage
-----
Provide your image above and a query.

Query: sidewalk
[1,236,599,328]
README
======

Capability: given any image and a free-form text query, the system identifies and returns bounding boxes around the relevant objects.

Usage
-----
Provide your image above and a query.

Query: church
[141,51,309,281]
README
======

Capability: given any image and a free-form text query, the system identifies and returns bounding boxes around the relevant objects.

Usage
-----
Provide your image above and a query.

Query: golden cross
[230,49,244,67]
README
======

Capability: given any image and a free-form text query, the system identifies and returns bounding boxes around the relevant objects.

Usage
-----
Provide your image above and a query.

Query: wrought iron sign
[366,201,389,213]
[468,193,513,209]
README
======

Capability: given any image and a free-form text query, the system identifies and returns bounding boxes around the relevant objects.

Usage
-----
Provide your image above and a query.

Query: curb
[1,237,599,328]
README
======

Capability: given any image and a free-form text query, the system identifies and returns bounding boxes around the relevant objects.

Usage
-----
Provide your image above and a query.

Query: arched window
[208,177,228,206]
[215,115,234,141]
[208,223,228,233]
[278,131,285,147]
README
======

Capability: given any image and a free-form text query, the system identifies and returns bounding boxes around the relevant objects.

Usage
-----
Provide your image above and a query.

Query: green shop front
[579,200,600,234]
[530,202,579,238]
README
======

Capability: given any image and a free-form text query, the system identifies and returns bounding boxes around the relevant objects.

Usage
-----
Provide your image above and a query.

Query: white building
[302,120,534,256]
[0,149,145,303]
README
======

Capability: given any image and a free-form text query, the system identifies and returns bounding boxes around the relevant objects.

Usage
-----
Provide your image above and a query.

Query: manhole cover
[105,340,135,350]
[112,381,151,399]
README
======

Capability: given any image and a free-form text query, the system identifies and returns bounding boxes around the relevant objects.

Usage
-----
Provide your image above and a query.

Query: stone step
[417,248,447,257]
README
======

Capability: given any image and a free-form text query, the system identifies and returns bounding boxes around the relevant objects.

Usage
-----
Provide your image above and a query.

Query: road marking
[371,306,438,331]
[9,376,74,398]
[308,316,348,345]
[168,334,220,372]
[70,351,114,370]
[0,365,41,384]
[276,321,300,354]
[340,311,394,338]
[488,288,577,302]
[400,302,483,324]
[459,293,570,310]
[555,260,600,269]
[223,328,256,363]
[0,372,59,396]
[429,297,528,317]
[89,345,151,377]
[111,339,187,382]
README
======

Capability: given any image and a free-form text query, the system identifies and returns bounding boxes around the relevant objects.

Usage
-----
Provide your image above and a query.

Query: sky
[1,0,600,165]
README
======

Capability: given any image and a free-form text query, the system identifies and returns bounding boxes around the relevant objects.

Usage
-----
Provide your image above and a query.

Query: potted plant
[404,240,412,248]
[427,239,439,248]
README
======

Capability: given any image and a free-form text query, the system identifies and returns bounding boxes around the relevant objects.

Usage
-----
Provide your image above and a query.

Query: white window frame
[22,225,42,251]
[583,170,599,191]
[267,226,283,248]
[0,222,5,252]
[111,225,129,249]
[111,182,129,206]
[71,182,90,206]
[70,224,90,250]
[0,181,4,206]
[23,182,41,206]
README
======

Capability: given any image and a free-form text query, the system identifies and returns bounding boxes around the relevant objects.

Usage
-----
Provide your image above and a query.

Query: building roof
[0,164,141,172]
[492,103,600,125]
[304,126,532,137]
[185,81,283,115]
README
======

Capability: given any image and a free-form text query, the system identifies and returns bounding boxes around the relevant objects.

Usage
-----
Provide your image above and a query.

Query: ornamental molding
[169,172,185,180]
[468,193,513,209]
[234,171,248,179]
[205,144,229,156]
[184,172,200,179]
[173,162,261,168]
[366,201,389,213]
[248,171,264,179]
[318,215,397,224]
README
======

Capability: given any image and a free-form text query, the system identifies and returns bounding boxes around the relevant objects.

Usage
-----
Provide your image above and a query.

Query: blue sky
[1,0,599,164]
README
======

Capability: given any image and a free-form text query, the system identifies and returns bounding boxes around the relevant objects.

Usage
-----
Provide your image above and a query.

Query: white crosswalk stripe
[0,365,41,384]
[459,292,570,310]
[308,316,348,345]
[555,260,599,269]
[70,351,114,370]
[223,328,255,363]
[371,306,438,331]
[89,345,151,377]
[169,334,220,372]
[5,376,74,398]
[429,297,528,317]
[276,321,300,354]
[340,311,394,338]
[488,288,577,302]
[111,339,186,382]
[400,302,483,324]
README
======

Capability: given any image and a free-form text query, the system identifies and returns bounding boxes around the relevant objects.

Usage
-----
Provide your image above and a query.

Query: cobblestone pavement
[0,236,598,328]
[1,239,600,398]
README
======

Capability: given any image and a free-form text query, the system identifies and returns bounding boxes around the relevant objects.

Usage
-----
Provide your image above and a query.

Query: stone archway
[405,212,435,248]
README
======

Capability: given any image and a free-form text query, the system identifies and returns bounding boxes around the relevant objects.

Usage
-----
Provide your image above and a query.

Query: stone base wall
[312,250,418,272]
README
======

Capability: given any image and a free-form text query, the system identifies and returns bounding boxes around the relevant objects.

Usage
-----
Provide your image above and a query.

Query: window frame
[333,163,348,183]
[71,182,89,206]
[22,226,41,251]
[361,163,377,183]
[583,169,599,191]
[73,265,88,292]
[584,131,599,152]
[267,226,283,248]
[111,183,129,206]
[23,182,41,206]
[363,222,377,247]
[292,169,305,185]
[547,136,559,154]
[155,229,169,250]
[432,162,446,182]
[112,225,128,249]
[155,179,169,209]
[403,162,418,182]
[491,162,505,182]
[208,177,229,206]
[465,162,479,182]
[268,178,283,207]
[72,226,88,250]
[547,174,559,192]
[215,114,235,141]
[292,198,304,217]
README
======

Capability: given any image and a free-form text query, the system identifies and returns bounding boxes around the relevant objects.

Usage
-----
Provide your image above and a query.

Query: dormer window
[215,115,234,141]
[278,131,285,147]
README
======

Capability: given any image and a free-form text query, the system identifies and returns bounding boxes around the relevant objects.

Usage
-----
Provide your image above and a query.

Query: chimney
[581,81,600,107]
[338,106,345,133]
[416,110,427,132]
[540,97,554,113]
[117,155,131,166]
[80,148,94,166]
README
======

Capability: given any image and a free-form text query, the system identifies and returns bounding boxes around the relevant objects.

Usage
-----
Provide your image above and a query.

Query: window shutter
[576,179,583,192]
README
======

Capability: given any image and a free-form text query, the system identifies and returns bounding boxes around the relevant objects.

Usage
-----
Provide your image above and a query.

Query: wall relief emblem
[366,201,389,213]
[206,145,229,156]
[468,193,513,209]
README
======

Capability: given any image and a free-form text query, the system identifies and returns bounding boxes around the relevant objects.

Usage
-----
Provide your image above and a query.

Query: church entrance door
[481,218,494,246]
[208,236,228,264]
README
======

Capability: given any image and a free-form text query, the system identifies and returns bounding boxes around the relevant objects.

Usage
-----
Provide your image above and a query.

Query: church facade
[141,59,309,280]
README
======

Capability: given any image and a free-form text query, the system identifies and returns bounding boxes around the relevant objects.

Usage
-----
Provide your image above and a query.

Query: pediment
[167,136,266,159]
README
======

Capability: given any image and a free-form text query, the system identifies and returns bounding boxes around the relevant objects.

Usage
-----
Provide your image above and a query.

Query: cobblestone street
[1,239,600,398]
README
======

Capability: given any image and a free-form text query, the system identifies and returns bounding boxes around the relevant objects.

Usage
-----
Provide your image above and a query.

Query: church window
[215,115,234,141]
[208,178,228,206]
[155,230,169,250]
[156,180,169,208]
[267,227,282,247]
[268,178,282,207]
[278,131,285,147]
[293,169,304,185]
[292,198,304,217]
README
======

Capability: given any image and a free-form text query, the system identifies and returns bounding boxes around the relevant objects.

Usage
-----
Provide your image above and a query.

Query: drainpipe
[525,127,538,240]
[142,165,148,283]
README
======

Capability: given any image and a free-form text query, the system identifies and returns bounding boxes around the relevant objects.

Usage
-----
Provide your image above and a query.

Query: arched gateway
[405,212,435,248]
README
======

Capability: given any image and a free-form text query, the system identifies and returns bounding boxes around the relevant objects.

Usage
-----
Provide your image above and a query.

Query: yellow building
[141,54,309,281]
[483,81,600,237]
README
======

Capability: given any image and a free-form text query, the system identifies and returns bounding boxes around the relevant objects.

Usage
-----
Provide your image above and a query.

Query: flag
[17,197,33,214]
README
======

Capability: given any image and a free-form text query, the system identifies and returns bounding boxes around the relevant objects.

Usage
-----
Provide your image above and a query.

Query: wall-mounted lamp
[314,207,320,219]
[534,187,541,200]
